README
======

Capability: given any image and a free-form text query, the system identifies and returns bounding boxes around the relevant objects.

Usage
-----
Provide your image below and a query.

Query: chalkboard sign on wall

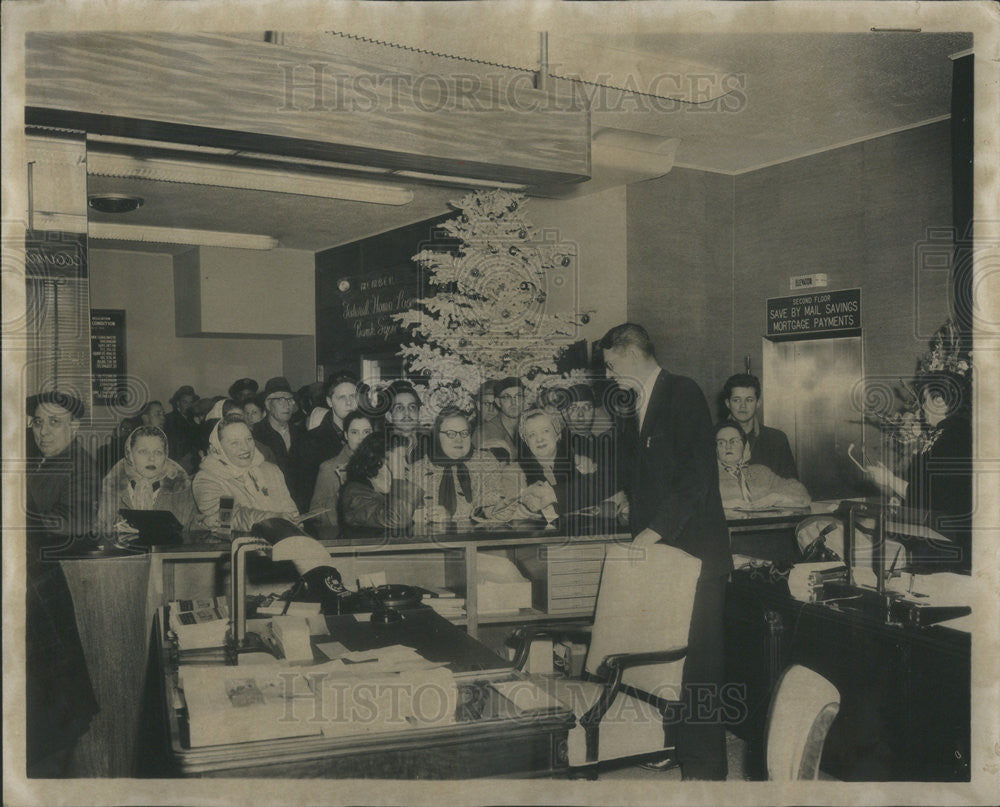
[91,309,127,406]
[315,215,454,374]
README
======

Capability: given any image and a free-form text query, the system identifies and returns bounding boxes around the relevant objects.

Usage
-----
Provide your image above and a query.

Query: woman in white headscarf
[192,414,298,530]
[96,425,197,536]
[715,421,810,511]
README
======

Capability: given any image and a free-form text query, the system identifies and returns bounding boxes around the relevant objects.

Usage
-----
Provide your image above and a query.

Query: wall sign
[789,272,828,290]
[315,214,454,370]
[766,288,861,340]
[25,229,87,279]
[90,309,127,405]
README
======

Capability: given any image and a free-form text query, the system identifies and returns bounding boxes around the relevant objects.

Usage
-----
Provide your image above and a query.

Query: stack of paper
[310,666,458,737]
[169,598,229,651]
[179,663,321,747]
[426,596,466,619]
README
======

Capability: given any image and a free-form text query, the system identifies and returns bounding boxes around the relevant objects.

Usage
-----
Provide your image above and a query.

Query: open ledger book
[178,647,458,747]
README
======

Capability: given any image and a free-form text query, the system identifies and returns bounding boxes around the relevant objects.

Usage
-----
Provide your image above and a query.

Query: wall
[532,186,629,352]
[626,168,735,402]
[178,246,315,336]
[733,121,952,396]
[626,121,952,411]
[89,249,288,419]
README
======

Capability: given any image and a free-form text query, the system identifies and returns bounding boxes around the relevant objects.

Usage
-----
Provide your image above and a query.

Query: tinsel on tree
[394,190,587,412]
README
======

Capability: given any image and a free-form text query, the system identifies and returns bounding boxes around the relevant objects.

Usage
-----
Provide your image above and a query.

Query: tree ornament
[581,313,590,324]
[509,246,519,256]
[561,255,571,267]
[519,228,528,239]
[470,267,481,278]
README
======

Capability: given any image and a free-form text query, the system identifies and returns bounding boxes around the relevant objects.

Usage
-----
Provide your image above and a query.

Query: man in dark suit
[600,323,732,781]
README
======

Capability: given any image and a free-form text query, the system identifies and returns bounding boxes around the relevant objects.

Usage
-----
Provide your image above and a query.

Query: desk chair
[514,542,702,773]
[765,664,840,780]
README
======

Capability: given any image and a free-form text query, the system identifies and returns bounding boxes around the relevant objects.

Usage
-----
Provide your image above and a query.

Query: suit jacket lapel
[639,369,665,442]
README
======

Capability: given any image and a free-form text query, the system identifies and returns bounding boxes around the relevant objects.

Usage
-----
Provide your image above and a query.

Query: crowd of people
[24,364,841,548]
[22,321,974,779]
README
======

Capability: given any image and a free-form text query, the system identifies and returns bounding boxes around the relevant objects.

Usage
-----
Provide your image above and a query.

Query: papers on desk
[169,598,229,651]
[885,572,974,632]
[178,647,457,747]
[180,663,321,747]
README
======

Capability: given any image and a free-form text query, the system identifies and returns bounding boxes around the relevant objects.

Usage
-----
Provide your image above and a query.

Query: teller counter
[150,518,633,638]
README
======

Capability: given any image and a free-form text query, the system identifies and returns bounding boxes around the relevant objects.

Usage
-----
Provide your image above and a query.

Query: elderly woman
[339,432,426,528]
[715,421,810,510]
[97,425,198,537]
[411,407,523,523]
[192,414,298,531]
[517,408,614,520]
[310,410,374,528]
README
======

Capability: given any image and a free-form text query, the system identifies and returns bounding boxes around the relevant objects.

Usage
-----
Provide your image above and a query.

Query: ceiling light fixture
[88,222,278,250]
[87,152,414,206]
[389,170,527,190]
[88,193,144,214]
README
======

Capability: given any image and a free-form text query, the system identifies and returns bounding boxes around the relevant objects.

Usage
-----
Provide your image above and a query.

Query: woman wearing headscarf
[96,425,198,536]
[411,407,523,523]
[715,421,810,511]
[192,415,298,531]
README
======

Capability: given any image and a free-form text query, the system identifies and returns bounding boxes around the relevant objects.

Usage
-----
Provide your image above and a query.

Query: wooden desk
[724,571,970,781]
[152,608,575,778]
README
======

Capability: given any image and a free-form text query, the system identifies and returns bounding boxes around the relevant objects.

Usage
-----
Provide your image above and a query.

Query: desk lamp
[225,531,341,665]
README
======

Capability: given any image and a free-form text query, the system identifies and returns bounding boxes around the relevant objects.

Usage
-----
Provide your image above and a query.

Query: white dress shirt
[636,367,663,433]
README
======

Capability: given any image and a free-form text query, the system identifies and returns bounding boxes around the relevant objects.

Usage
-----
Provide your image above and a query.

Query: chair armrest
[596,645,688,677]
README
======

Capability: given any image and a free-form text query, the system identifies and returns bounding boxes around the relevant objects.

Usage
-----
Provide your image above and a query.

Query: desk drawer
[548,560,605,575]
[548,571,602,587]
[515,544,606,616]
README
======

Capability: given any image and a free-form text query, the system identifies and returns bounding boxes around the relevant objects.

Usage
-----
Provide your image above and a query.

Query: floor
[598,731,750,781]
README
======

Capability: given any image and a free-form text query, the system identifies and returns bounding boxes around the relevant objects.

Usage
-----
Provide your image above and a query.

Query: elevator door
[762,336,865,501]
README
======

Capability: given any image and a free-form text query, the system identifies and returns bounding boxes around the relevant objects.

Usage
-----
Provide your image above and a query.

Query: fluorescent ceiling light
[390,170,526,190]
[87,152,414,205]
[88,222,278,250]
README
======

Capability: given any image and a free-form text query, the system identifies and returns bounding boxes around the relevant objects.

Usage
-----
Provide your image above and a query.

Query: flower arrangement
[864,318,972,466]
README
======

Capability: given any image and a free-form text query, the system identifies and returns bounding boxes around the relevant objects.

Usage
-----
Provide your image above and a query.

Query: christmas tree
[394,189,586,412]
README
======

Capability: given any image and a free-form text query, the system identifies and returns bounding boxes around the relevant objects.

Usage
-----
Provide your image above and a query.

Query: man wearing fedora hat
[252,377,305,491]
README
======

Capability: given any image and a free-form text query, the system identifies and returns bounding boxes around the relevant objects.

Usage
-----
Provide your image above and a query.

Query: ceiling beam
[26,32,591,187]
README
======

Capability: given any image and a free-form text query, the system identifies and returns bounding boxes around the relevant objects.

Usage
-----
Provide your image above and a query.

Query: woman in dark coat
[866,371,973,571]
[517,408,616,525]
[339,432,426,529]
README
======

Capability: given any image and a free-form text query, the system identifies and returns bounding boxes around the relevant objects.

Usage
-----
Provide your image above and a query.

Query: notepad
[490,679,566,713]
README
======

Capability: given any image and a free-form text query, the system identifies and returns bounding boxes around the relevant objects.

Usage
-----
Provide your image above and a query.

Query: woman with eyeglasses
[411,407,523,523]
[715,421,810,511]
